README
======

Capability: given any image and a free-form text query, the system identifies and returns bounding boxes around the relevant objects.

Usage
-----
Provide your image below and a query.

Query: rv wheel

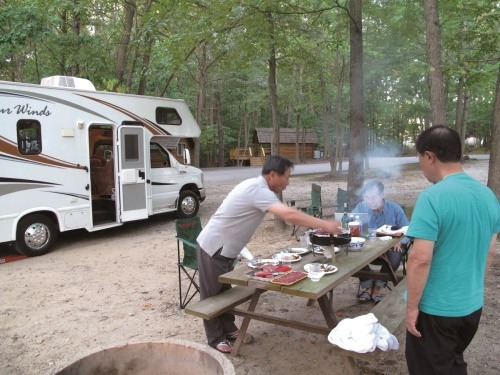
[177,190,199,218]
[14,214,58,256]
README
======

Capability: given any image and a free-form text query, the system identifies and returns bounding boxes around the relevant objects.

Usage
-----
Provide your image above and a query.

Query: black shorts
[405,308,482,375]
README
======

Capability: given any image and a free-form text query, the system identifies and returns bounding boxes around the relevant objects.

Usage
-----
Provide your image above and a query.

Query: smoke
[365,140,404,179]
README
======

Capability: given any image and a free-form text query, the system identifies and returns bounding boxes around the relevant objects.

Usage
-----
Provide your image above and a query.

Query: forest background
[1,0,499,199]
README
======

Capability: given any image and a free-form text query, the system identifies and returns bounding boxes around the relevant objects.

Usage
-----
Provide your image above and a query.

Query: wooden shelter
[152,136,194,164]
[253,127,319,160]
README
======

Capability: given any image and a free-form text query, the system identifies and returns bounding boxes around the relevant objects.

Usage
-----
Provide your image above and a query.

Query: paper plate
[304,263,338,274]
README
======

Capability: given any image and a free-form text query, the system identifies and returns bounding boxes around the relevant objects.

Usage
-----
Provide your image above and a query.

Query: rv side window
[156,107,182,125]
[124,134,139,161]
[17,120,42,155]
[150,143,171,168]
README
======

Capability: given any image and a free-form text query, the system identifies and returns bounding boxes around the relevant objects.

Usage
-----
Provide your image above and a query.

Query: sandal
[358,290,373,303]
[372,294,385,304]
[214,339,232,354]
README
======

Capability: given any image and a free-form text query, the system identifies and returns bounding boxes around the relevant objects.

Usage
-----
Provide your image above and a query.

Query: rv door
[118,126,148,221]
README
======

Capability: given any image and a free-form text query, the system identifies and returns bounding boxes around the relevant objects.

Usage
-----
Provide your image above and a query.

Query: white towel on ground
[328,313,399,353]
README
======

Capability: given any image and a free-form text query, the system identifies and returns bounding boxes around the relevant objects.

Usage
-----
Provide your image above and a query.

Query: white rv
[0,76,206,256]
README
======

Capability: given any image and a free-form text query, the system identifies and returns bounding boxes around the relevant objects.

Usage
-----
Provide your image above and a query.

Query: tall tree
[488,67,500,199]
[347,0,365,209]
[423,0,447,125]
[113,0,136,91]
[266,9,280,156]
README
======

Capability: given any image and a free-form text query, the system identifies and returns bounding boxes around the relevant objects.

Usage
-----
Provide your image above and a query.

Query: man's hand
[394,241,405,252]
[406,307,421,337]
[322,220,343,235]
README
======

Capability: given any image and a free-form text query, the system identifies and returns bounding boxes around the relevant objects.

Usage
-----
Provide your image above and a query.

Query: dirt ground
[1,158,498,375]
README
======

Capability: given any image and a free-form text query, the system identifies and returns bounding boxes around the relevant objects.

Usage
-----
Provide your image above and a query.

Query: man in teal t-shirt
[405,126,499,375]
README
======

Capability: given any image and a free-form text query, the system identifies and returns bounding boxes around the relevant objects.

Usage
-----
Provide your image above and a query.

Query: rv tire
[14,214,58,257]
[177,190,199,218]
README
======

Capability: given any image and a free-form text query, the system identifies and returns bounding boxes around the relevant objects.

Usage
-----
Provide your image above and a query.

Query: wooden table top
[219,238,399,300]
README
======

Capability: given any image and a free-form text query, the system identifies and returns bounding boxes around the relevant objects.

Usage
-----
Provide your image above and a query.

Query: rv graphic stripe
[47,191,89,201]
[0,90,54,103]
[0,153,65,168]
[1,89,116,123]
[151,182,177,186]
[78,95,170,136]
[0,177,59,197]
[0,136,86,170]
[0,177,61,185]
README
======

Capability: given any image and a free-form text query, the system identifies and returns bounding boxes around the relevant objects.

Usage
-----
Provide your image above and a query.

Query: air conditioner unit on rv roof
[41,76,96,91]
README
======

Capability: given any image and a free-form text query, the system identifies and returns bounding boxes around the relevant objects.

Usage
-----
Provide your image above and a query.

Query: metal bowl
[309,233,351,247]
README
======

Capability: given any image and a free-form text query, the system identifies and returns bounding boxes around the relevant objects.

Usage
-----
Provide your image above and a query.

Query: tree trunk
[423,0,447,125]
[266,10,285,228]
[193,42,208,168]
[113,0,136,91]
[333,54,346,176]
[60,10,68,75]
[70,2,81,76]
[460,88,470,155]
[215,84,225,168]
[137,33,153,95]
[488,67,500,199]
[126,41,139,91]
[347,0,365,209]
[295,121,300,164]
[266,11,280,157]
[455,76,464,133]
[320,71,332,165]
[295,64,304,164]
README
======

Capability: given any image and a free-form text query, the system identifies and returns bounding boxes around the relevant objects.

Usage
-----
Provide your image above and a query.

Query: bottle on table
[341,203,349,231]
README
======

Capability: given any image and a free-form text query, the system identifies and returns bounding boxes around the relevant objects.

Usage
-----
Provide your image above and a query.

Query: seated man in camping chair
[353,180,411,303]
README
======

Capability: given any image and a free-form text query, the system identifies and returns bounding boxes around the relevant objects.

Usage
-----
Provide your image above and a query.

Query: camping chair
[175,216,202,309]
[355,239,413,298]
[306,183,337,218]
[336,188,347,211]
[288,184,336,237]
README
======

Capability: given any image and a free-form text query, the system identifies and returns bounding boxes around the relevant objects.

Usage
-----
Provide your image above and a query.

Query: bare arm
[486,234,498,274]
[267,202,342,235]
[405,238,434,337]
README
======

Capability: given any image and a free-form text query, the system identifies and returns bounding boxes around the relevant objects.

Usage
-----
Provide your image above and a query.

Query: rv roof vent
[41,76,96,91]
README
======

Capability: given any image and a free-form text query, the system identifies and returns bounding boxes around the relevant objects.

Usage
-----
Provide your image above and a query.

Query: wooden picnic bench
[185,285,255,320]
[332,277,407,374]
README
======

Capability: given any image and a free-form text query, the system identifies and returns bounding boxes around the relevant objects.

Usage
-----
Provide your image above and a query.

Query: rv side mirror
[183,149,191,165]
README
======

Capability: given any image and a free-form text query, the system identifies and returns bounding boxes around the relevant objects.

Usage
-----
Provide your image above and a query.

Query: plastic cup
[280,252,293,267]
[369,228,377,238]
[308,263,324,282]
[299,235,308,249]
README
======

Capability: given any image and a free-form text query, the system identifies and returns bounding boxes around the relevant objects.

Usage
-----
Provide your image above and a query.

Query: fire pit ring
[53,339,235,375]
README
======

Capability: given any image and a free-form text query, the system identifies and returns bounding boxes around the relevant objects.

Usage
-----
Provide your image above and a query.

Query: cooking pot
[309,232,351,247]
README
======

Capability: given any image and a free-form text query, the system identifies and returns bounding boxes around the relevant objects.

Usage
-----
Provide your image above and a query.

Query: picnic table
[186,237,406,374]
[220,238,400,350]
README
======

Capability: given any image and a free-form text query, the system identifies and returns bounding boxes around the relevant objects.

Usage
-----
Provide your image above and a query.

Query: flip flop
[214,340,232,354]
[372,294,385,304]
[358,290,373,303]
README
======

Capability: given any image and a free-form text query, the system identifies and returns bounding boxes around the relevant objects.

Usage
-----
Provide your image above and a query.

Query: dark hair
[363,180,384,195]
[415,125,462,162]
[262,155,294,175]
